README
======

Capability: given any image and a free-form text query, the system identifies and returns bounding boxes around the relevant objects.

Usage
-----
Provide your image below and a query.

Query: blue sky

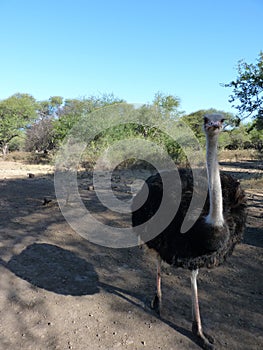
[0,0,262,115]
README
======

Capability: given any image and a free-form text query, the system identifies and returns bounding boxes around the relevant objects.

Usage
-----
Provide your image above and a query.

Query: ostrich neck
[205,134,224,227]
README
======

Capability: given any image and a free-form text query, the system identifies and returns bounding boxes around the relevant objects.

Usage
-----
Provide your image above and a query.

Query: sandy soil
[0,159,262,350]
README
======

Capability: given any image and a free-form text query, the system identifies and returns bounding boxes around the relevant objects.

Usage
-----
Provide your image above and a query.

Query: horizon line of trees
[0,92,262,160]
[0,52,262,160]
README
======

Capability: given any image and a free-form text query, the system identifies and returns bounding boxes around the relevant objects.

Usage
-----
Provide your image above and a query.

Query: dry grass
[219,149,261,162]
[3,151,31,162]
[2,151,53,164]
[241,176,263,190]
[218,149,263,191]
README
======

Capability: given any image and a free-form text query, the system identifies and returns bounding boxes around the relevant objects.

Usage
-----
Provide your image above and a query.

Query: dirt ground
[0,158,262,350]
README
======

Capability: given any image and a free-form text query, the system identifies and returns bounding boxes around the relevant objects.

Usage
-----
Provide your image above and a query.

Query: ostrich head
[203,114,225,136]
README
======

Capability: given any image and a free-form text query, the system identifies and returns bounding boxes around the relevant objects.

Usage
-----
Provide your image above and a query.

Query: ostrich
[132,114,247,349]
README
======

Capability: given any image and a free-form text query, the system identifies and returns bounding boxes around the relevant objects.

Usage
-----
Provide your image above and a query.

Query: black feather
[132,168,247,271]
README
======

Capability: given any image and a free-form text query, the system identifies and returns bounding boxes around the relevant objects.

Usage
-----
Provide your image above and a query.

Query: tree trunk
[2,143,9,160]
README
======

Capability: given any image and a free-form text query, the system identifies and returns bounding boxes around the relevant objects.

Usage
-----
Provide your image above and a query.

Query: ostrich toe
[192,321,215,350]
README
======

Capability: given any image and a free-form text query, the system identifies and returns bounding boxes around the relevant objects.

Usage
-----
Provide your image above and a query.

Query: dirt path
[0,160,262,350]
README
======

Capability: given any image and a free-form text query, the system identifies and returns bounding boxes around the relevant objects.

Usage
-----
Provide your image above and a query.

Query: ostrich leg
[151,255,162,315]
[191,269,215,350]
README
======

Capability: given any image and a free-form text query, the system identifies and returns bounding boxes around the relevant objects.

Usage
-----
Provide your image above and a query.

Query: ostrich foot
[192,321,215,350]
[151,294,162,316]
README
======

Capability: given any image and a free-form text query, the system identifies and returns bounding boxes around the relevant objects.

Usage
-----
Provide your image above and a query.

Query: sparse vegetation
[0,93,262,167]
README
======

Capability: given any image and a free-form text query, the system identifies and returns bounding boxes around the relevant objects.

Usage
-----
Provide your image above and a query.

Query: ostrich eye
[221,118,225,123]
[204,117,209,123]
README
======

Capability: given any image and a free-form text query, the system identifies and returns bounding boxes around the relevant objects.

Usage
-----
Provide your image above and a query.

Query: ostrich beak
[210,121,221,129]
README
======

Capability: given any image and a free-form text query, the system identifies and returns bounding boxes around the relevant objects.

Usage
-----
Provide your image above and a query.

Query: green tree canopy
[53,94,125,142]
[225,51,263,127]
[153,91,181,117]
[37,96,63,119]
[0,93,38,157]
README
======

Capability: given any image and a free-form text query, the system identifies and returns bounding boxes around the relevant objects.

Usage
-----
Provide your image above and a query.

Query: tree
[226,124,250,150]
[23,96,63,153]
[248,127,263,151]
[134,93,182,139]
[37,96,63,120]
[245,122,263,151]
[25,117,56,152]
[0,93,38,157]
[153,91,181,117]
[53,94,124,143]
[225,52,263,127]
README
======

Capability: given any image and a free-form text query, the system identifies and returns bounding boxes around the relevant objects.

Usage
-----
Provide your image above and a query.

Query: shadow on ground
[6,243,99,296]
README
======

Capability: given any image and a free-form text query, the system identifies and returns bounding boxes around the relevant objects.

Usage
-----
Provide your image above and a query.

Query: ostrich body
[132,114,247,349]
